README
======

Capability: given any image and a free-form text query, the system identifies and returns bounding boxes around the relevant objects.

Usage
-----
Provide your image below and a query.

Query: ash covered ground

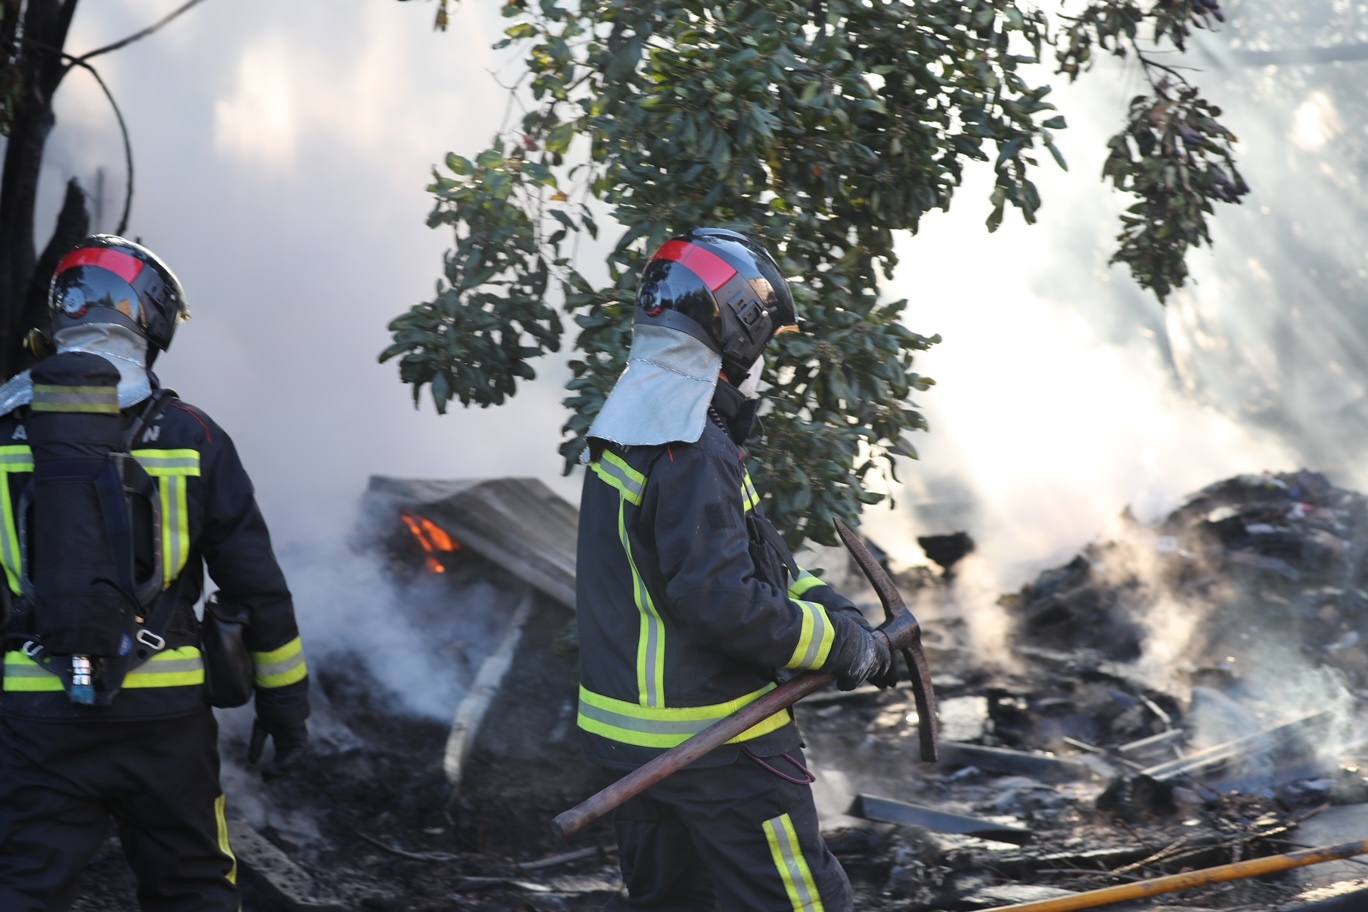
[71,471,1368,911]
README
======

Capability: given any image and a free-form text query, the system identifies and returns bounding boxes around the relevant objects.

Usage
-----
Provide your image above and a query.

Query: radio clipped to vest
[14,352,170,705]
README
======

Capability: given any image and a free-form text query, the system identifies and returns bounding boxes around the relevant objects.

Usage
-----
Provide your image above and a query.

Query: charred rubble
[72,471,1368,910]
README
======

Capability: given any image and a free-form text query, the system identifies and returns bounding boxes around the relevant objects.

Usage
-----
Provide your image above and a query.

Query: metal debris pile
[795,470,1368,911]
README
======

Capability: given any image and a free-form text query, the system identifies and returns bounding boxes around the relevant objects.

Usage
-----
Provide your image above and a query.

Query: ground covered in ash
[72,470,1368,911]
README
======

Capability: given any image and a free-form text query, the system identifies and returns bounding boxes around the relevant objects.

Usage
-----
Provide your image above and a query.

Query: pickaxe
[552,518,938,838]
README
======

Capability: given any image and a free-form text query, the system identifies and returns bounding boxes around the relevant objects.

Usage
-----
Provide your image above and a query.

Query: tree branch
[70,0,210,66]
[63,58,133,234]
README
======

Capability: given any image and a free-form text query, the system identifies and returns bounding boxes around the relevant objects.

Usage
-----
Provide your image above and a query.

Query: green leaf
[1045,138,1068,171]
[547,122,577,155]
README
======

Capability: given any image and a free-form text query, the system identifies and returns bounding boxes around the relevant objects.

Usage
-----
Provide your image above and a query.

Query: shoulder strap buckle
[135,628,166,652]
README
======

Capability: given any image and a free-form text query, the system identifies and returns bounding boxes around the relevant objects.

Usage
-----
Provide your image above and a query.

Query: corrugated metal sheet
[366,476,578,610]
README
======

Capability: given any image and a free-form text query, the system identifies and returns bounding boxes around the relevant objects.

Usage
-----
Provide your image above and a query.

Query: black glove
[827,616,894,691]
[247,718,308,781]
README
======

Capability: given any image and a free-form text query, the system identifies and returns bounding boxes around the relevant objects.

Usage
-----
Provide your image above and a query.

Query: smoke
[865,3,1368,676]
[278,527,517,720]
[1031,512,1364,770]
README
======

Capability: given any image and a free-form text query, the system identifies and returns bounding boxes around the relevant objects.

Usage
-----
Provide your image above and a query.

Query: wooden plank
[939,741,1098,781]
[443,588,535,788]
[849,794,1033,845]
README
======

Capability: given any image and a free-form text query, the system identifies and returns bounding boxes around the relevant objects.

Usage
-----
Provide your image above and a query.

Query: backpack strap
[123,388,173,450]
[123,389,185,658]
[128,571,192,658]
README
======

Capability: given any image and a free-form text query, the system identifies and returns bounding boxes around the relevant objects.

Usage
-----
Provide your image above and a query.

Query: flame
[400,513,462,574]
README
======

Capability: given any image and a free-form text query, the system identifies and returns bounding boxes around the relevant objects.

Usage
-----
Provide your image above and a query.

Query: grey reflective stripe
[597,458,644,503]
[164,476,184,576]
[0,449,30,592]
[0,499,19,588]
[255,652,305,681]
[131,658,203,676]
[2,662,50,678]
[577,701,716,736]
[32,386,119,411]
[770,816,820,911]
[798,606,830,670]
[636,558,662,708]
[137,455,199,471]
[617,494,664,707]
[3,658,204,678]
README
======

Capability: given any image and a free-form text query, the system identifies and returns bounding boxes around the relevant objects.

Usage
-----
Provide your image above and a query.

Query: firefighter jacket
[0,394,308,722]
[576,386,868,770]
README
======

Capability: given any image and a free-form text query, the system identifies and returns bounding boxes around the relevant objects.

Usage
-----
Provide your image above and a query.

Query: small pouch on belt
[202,591,254,708]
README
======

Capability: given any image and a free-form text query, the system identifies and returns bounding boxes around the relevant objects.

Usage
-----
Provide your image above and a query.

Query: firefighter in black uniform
[577,228,893,911]
[0,235,309,911]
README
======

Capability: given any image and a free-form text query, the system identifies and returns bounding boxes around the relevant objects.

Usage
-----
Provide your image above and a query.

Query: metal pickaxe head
[834,518,939,762]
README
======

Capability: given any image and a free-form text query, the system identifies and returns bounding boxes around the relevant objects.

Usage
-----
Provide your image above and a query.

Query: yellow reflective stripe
[3,652,64,691]
[133,450,200,585]
[577,684,790,748]
[784,600,835,671]
[764,813,825,911]
[252,637,308,688]
[131,449,202,477]
[156,476,187,584]
[0,445,34,468]
[122,647,204,687]
[591,451,645,506]
[603,450,645,486]
[31,384,119,414]
[788,569,825,599]
[742,471,761,513]
[253,636,303,665]
[618,495,664,707]
[4,647,204,690]
[215,794,238,885]
[0,445,30,595]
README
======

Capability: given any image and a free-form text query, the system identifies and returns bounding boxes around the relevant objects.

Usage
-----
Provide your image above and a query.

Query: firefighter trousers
[0,707,239,912]
[604,749,852,911]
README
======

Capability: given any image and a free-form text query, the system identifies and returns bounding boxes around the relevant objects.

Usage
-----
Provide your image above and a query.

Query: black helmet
[48,235,189,354]
[636,228,797,384]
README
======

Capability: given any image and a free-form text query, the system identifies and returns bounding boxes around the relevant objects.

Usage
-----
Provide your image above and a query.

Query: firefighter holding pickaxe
[568,228,937,912]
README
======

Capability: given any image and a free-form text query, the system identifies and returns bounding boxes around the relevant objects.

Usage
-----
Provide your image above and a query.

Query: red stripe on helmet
[55,247,145,285]
[654,240,737,291]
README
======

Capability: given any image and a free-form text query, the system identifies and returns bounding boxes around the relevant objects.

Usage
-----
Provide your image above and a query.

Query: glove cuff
[255,678,310,731]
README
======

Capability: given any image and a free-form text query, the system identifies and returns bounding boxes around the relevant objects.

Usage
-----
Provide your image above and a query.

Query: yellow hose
[983,839,1368,912]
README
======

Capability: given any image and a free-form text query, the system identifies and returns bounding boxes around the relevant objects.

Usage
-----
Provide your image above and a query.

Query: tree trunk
[0,0,81,379]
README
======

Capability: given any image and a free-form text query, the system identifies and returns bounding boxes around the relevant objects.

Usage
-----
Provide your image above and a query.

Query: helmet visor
[49,266,149,332]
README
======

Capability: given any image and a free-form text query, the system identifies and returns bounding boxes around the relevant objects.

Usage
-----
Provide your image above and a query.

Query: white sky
[47,0,573,548]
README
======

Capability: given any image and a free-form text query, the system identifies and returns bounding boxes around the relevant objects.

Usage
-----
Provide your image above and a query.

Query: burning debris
[400,511,464,575]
